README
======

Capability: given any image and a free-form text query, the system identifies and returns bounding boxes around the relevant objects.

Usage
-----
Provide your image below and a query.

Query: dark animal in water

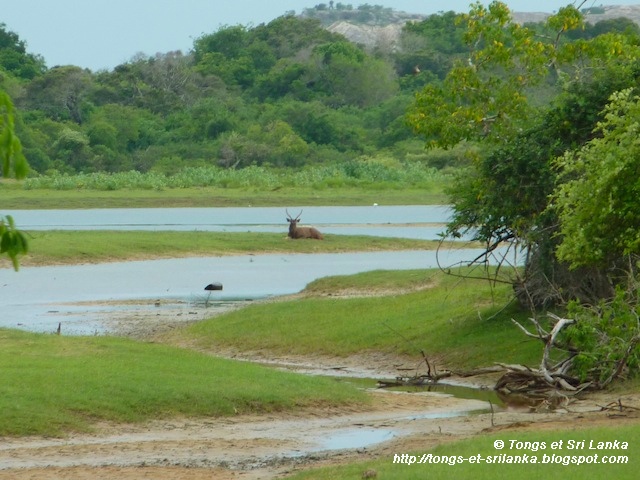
[286,209,323,240]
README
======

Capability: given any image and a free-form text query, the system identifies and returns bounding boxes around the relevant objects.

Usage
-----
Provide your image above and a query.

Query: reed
[20,162,448,192]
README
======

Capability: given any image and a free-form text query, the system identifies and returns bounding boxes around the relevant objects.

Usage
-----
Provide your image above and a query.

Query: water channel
[0,206,495,335]
[2,205,454,239]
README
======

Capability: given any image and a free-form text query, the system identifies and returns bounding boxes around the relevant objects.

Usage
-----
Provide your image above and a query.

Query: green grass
[0,184,447,209]
[181,268,542,370]
[16,230,443,265]
[287,424,640,479]
[0,329,366,437]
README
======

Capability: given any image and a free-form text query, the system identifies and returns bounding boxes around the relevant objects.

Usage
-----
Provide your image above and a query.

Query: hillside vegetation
[1,3,637,182]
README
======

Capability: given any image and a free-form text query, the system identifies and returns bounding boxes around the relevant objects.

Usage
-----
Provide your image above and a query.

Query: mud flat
[2,387,638,480]
[3,298,639,480]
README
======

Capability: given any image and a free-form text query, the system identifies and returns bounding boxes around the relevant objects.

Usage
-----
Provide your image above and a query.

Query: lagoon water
[0,205,497,334]
[0,248,496,334]
[1,205,453,239]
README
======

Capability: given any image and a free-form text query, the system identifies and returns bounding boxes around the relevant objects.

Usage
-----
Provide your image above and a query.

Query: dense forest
[1,3,636,178]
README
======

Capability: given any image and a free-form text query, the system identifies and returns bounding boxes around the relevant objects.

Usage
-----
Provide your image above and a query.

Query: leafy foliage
[21,160,446,191]
[407,1,554,148]
[563,287,640,385]
[4,5,633,180]
[0,23,45,79]
[0,215,28,270]
[553,88,640,268]
[0,91,28,178]
[0,90,28,270]
[408,2,640,306]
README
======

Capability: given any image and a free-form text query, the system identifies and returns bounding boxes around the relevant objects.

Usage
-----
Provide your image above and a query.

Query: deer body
[286,210,323,240]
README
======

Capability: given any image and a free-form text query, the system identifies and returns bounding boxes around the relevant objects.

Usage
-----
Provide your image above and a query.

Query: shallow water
[314,428,397,451]
[3,205,454,240]
[0,205,506,334]
[0,248,495,334]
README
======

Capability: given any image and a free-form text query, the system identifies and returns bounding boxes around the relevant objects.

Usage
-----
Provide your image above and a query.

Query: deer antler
[286,209,302,220]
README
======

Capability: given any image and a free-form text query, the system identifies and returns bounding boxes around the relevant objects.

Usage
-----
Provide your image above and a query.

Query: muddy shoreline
[3,300,640,480]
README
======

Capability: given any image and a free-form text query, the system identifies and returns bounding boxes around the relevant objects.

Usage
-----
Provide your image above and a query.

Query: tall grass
[22,162,448,192]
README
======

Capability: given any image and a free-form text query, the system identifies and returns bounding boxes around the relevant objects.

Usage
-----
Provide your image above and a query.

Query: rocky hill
[326,22,404,51]
[513,4,640,24]
[314,4,640,51]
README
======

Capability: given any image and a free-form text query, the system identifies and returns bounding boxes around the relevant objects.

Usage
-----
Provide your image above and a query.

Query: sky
[2,1,638,71]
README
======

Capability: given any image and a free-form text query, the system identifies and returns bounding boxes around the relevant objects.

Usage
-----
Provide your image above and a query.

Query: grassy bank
[179,268,542,370]
[287,424,640,479]
[0,329,366,437]
[0,185,447,209]
[14,230,443,266]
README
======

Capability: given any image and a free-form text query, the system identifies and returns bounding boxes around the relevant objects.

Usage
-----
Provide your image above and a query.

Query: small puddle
[280,378,512,454]
[386,383,506,407]
[314,428,397,451]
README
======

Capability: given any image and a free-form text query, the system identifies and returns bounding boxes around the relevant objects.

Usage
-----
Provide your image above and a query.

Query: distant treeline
[0,9,636,177]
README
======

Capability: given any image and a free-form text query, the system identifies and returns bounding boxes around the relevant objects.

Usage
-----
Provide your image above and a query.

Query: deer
[286,209,323,240]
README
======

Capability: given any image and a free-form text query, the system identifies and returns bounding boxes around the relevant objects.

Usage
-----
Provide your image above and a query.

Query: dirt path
[2,301,640,480]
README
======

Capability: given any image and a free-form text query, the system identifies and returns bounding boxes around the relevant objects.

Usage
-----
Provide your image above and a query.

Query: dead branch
[495,313,588,397]
[598,399,640,412]
[599,334,640,388]
[452,365,505,377]
[377,371,452,388]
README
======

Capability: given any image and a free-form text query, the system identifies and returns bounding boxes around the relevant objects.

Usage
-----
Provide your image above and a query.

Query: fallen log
[452,365,505,377]
[377,371,452,388]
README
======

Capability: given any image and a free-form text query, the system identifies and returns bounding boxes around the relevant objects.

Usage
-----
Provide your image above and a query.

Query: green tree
[407,1,560,148]
[24,66,93,123]
[396,11,467,81]
[0,23,46,79]
[250,16,337,59]
[408,1,640,305]
[309,41,398,107]
[553,88,640,268]
[1,90,29,269]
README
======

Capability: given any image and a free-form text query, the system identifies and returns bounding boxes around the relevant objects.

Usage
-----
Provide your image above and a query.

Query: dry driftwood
[598,399,640,413]
[492,313,593,397]
[377,371,451,388]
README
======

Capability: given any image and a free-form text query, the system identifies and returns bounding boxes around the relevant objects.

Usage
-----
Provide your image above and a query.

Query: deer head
[286,209,323,240]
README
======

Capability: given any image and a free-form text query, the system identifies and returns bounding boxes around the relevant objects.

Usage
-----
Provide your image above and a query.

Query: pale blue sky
[1,1,636,71]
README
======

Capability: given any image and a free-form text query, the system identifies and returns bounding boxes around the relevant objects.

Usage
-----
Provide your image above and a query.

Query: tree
[309,41,399,107]
[396,11,467,81]
[407,1,560,148]
[24,66,93,123]
[407,1,640,306]
[405,2,640,391]
[552,88,640,268]
[0,23,46,79]
[0,90,29,269]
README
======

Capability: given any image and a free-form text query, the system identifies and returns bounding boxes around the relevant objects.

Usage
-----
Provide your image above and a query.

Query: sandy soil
[2,301,639,480]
